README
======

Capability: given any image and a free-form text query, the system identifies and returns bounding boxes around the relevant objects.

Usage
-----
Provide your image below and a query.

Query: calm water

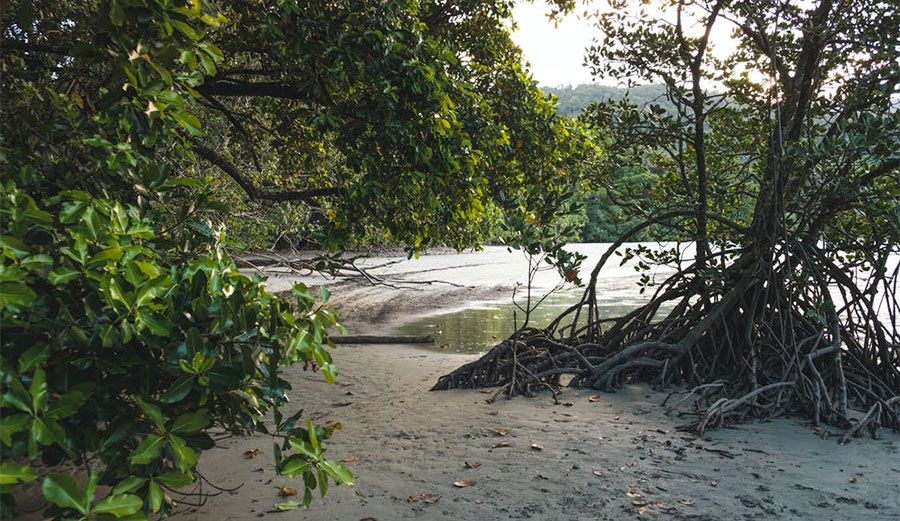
[397,287,677,355]
[394,243,898,355]
[397,242,679,354]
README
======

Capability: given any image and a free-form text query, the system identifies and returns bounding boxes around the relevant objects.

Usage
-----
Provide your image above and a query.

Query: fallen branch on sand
[330,335,435,344]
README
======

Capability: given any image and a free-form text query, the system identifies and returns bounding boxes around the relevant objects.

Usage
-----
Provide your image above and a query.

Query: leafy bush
[0,183,352,518]
[0,0,351,517]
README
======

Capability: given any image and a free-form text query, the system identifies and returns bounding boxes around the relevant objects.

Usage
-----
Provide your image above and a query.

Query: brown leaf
[464,461,482,470]
[341,457,361,463]
[491,441,510,448]
[453,481,473,488]
[479,389,493,394]
[562,401,574,407]
[278,486,298,497]
[531,443,543,451]
[424,496,441,504]
[487,410,499,416]
[678,499,693,505]
[709,481,718,487]
[588,395,602,402]
[636,506,648,516]
[332,401,352,407]
[631,499,649,507]
[407,493,436,503]
[849,476,858,483]
[592,470,603,477]
[492,427,510,436]
[244,449,260,459]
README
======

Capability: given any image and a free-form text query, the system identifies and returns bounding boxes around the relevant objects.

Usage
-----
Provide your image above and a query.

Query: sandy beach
[172,247,900,521]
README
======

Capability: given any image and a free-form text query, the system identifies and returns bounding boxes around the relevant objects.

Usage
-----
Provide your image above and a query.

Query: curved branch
[192,144,342,202]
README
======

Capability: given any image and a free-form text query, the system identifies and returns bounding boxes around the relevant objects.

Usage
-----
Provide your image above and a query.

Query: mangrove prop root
[433,242,899,437]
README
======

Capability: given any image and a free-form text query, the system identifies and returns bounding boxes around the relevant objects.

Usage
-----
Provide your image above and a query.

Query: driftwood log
[330,335,434,344]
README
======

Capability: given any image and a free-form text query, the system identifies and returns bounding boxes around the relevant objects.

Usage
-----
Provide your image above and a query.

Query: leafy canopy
[1,0,596,518]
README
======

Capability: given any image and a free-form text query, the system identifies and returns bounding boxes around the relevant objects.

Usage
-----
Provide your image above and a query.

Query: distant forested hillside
[539,84,677,242]
[543,84,673,116]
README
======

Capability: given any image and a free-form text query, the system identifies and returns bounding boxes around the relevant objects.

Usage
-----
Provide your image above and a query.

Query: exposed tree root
[434,239,900,438]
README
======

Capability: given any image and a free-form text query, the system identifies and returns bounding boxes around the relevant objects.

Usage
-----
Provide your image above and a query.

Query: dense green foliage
[1,2,354,518]
[539,85,677,242]
[583,0,899,254]
[191,1,598,255]
[1,0,595,517]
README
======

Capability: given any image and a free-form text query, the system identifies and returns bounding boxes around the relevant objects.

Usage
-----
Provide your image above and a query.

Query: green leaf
[279,456,310,478]
[290,283,315,302]
[136,397,165,429]
[169,409,209,434]
[17,342,50,372]
[0,282,37,311]
[30,367,48,412]
[42,473,89,514]
[93,494,143,517]
[318,467,328,498]
[0,235,30,258]
[307,419,318,451]
[273,501,301,511]
[137,313,172,336]
[3,379,32,412]
[171,19,200,40]
[133,261,161,278]
[130,434,164,465]
[167,435,196,471]
[148,481,163,513]
[287,437,318,459]
[0,463,37,485]
[23,207,53,225]
[86,247,123,269]
[0,414,29,446]
[318,460,354,486]
[48,266,81,285]
[112,477,147,495]
[155,470,194,489]
[159,375,194,404]
[109,0,124,25]
[21,254,53,271]
[32,417,67,447]
[47,390,91,419]
[277,408,305,432]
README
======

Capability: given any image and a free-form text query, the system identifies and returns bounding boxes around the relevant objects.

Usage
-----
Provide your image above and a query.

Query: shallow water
[397,242,681,354]
[397,288,675,355]
[394,242,898,355]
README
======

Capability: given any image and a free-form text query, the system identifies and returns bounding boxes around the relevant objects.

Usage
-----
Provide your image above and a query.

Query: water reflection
[396,242,684,354]
[398,289,655,355]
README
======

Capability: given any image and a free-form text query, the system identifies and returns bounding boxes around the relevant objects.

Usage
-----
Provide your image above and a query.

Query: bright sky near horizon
[511,1,742,89]
[510,2,599,88]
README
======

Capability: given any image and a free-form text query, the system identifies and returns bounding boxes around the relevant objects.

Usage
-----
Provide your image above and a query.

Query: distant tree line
[543,83,674,117]
[542,84,675,243]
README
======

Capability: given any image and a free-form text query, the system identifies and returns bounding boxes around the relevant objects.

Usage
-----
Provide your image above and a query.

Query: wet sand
[174,247,900,521]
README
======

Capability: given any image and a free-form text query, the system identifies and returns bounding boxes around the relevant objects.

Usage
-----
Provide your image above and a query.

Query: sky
[510,2,600,88]
[510,1,742,89]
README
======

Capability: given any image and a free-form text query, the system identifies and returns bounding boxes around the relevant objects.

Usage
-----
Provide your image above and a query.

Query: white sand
[173,248,899,521]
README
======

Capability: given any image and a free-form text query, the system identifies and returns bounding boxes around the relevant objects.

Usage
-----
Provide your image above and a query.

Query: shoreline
[172,249,899,521]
